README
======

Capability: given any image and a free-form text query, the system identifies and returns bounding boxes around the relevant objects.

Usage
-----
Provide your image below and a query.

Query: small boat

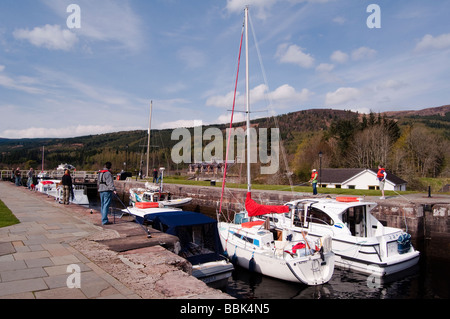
[122,205,182,225]
[269,196,421,277]
[36,178,89,205]
[57,163,76,171]
[129,184,192,208]
[150,211,234,288]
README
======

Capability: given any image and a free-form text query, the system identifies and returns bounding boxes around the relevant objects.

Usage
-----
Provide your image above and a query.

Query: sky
[0,0,449,139]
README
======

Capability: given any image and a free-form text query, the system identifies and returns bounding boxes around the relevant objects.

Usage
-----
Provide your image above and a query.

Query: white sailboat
[217,7,335,286]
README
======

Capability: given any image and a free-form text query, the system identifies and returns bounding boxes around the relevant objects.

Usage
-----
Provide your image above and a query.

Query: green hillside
[1,106,449,189]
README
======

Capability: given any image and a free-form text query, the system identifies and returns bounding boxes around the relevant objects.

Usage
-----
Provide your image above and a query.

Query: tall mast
[245,6,251,192]
[146,101,153,178]
[42,146,44,172]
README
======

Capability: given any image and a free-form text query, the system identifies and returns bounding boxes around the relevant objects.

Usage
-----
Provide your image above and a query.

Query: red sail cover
[245,192,289,217]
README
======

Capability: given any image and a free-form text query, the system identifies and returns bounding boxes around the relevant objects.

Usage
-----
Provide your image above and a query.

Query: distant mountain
[382,104,450,118]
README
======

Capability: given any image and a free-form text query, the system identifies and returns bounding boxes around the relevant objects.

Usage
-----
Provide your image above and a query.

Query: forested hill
[1,105,449,183]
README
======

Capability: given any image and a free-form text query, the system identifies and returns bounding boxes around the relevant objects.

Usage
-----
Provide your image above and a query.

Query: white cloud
[225,0,277,19]
[330,50,348,64]
[268,84,311,103]
[316,63,335,72]
[206,84,311,109]
[177,47,207,69]
[13,24,78,51]
[415,33,450,52]
[206,91,240,108]
[332,16,346,25]
[215,112,247,125]
[275,43,315,68]
[351,47,377,61]
[0,72,45,95]
[157,119,199,130]
[325,87,361,106]
[376,79,407,91]
[0,125,138,139]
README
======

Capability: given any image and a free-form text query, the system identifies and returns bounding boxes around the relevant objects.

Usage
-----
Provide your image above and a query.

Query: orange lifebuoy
[135,202,159,209]
[336,196,360,202]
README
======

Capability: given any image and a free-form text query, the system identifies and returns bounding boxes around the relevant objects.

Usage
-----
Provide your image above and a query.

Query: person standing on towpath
[61,169,73,205]
[309,169,318,195]
[98,162,117,225]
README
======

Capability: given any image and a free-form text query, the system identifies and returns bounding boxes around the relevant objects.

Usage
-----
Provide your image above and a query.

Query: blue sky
[0,0,449,139]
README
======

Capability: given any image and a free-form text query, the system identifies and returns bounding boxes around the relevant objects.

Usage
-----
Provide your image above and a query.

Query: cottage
[318,168,407,191]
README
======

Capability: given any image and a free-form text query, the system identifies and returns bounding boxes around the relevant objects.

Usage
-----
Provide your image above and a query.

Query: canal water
[92,194,449,300]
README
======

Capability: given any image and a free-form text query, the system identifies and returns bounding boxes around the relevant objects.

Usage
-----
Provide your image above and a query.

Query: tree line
[291,112,449,185]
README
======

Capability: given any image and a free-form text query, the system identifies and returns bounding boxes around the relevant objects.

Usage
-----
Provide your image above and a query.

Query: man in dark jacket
[61,169,73,205]
[97,162,116,225]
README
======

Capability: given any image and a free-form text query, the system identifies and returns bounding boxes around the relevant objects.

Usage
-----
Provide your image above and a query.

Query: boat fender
[286,234,293,242]
[231,249,238,265]
[223,240,229,258]
[249,253,256,272]
[397,233,412,254]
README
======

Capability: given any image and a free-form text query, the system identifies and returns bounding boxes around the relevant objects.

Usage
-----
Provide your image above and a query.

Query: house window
[348,185,355,189]
[335,185,341,189]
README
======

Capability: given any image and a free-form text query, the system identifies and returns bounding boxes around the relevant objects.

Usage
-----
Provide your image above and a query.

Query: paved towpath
[0,181,143,299]
[0,182,231,299]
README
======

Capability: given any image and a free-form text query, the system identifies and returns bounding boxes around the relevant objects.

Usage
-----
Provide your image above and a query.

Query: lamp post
[125,144,129,172]
[319,151,323,188]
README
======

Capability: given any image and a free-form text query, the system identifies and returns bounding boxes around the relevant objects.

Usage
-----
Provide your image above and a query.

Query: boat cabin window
[284,203,307,227]
[342,206,366,237]
[307,207,334,226]
[293,204,306,227]
[234,213,248,224]
[287,204,334,228]
[231,232,260,246]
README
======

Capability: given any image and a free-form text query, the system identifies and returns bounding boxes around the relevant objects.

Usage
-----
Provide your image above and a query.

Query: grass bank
[159,176,419,197]
[0,199,20,228]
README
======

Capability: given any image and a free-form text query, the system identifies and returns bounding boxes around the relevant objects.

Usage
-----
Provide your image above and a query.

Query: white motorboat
[36,178,89,205]
[217,7,335,286]
[54,184,90,205]
[129,186,192,208]
[268,196,420,277]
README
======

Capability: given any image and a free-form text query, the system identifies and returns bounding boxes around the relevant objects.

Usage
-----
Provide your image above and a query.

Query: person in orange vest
[309,169,318,195]
[377,165,387,199]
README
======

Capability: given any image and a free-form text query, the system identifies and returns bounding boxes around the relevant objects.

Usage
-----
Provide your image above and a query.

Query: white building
[318,168,407,191]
